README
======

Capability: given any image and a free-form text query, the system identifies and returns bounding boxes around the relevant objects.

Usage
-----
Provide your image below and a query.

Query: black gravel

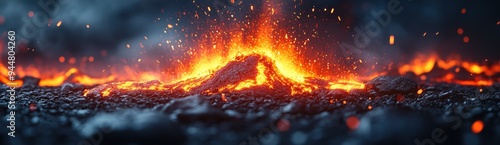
[1,76,500,145]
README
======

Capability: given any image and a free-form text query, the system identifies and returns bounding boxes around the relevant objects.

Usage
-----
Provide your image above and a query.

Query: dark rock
[22,76,40,87]
[282,100,306,114]
[78,109,186,145]
[158,95,234,122]
[366,76,418,95]
[61,83,83,92]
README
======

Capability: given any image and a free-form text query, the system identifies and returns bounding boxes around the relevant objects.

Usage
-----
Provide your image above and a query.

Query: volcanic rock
[158,95,235,122]
[366,76,418,95]
[78,109,185,145]
[61,83,84,92]
[22,76,40,87]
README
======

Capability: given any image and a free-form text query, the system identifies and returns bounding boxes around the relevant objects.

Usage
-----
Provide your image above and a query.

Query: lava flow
[86,54,364,97]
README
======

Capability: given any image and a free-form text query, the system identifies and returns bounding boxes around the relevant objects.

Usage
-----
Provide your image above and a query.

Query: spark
[463,36,470,43]
[59,56,65,63]
[471,120,484,134]
[389,35,395,45]
[68,57,76,64]
[56,21,62,27]
[457,28,463,35]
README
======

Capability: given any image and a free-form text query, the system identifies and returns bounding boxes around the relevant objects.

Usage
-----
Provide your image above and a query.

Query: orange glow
[346,116,360,130]
[56,21,62,27]
[463,36,470,43]
[471,120,484,134]
[461,8,466,14]
[398,53,437,75]
[417,89,423,95]
[457,28,463,35]
[389,35,395,45]
[276,119,290,132]
[395,52,500,86]
[221,93,228,102]
[59,56,65,63]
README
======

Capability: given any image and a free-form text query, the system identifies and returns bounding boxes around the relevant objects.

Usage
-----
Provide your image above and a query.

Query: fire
[81,2,365,97]
[397,52,500,86]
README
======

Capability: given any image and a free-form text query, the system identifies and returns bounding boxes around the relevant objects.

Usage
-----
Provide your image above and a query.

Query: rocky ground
[1,76,500,145]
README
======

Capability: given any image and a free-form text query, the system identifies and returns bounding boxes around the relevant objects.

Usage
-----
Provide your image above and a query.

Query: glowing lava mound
[85,54,365,97]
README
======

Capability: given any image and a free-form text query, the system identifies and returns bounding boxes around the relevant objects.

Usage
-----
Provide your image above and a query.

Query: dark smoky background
[0,0,499,76]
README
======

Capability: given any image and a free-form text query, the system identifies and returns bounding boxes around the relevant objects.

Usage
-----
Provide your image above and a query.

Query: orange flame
[397,52,499,86]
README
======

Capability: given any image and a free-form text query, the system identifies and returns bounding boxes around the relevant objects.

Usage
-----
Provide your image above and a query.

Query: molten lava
[397,52,500,86]
[86,54,364,97]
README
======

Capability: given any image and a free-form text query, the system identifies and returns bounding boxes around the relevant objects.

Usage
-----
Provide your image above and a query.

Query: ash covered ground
[1,76,500,145]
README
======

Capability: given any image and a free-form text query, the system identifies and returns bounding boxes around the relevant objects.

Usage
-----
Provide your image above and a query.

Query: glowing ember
[56,21,62,27]
[346,116,360,130]
[389,35,395,45]
[276,119,290,132]
[471,120,484,134]
[457,28,464,35]
[417,89,423,95]
[463,36,470,43]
